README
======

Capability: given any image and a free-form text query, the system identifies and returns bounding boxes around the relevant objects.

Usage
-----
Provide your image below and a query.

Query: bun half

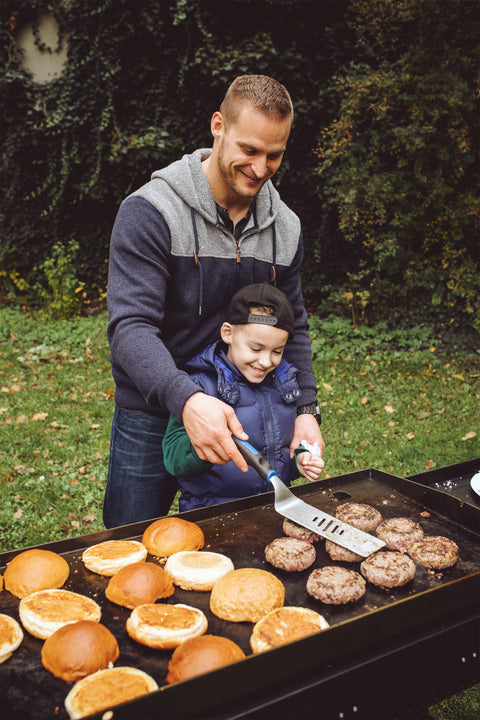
[166,634,245,684]
[142,517,204,558]
[4,549,69,598]
[41,620,119,681]
[210,568,285,622]
[106,561,174,608]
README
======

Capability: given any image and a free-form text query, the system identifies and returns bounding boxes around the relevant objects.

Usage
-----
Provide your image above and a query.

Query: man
[104,74,324,528]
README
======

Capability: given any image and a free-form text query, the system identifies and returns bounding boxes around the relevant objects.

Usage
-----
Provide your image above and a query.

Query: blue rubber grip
[232,437,273,481]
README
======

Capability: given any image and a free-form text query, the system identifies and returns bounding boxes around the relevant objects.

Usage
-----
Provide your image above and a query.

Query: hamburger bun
[166,634,245,684]
[165,551,234,591]
[142,517,204,558]
[126,602,208,649]
[64,666,158,719]
[0,613,24,664]
[4,548,69,598]
[81,540,147,576]
[210,568,285,623]
[19,589,102,639]
[105,561,174,609]
[250,606,329,654]
[41,620,119,681]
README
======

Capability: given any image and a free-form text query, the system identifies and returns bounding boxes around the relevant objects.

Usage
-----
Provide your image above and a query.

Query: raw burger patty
[376,517,424,552]
[306,566,366,605]
[265,537,316,572]
[361,551,416,588]
[283,518,319,543]
[336,503,383,532]
[408,536,459,569]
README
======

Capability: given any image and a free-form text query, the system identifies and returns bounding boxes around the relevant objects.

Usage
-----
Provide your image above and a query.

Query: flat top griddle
[1,468,479,720]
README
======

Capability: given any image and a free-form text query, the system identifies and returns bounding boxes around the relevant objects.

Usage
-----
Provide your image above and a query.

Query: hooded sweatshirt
[162,342,301,511]
[107,148,317,420]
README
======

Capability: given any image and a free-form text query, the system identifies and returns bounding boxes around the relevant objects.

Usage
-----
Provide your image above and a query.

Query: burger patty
[283,518,320,543]
[361,551,416,588]
[376,517,424,553]
[265,537,316,572]
[324,539,363,563]
[336,503,383,532]
[306,566,366,605]
[408,536,459,569]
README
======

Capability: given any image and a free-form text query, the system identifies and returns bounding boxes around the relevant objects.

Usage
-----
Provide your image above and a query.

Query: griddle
[1,465,479,720]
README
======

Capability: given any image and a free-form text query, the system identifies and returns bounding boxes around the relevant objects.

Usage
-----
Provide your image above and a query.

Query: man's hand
[182,392,249,472]
[289,413,325,460]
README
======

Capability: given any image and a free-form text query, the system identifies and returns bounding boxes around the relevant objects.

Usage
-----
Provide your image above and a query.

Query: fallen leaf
[32,412,48,421]
[407,431,415,440]
[0,407,8,414]
[384,405,394,413]
[90,423,100,429]
[16,415,28,423]
[14,508,23,519]
[454,374,465,381]
[322,382,333,392]
[83,514,97,523]
[361,397,368,405]
[425,460,434,470]
[462,431,476,441]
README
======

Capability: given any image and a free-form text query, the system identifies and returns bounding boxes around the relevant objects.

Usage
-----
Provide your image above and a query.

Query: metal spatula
[233,437,385,557]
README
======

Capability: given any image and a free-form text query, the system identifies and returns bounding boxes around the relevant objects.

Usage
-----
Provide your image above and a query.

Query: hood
[151,148,282,230]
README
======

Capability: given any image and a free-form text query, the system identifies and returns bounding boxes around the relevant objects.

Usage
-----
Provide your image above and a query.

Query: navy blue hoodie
[107,148,317,420]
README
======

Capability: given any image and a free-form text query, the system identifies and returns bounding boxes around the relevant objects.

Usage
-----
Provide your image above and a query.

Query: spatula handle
[232,437,272,481]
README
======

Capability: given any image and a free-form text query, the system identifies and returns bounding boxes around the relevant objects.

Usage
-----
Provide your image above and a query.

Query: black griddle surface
[1,468,479,720]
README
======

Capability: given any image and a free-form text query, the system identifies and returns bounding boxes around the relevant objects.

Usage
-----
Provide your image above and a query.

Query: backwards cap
[227,283,295,337]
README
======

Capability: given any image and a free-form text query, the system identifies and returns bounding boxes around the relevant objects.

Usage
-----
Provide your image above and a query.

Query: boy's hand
[296,452,325,482]
[182,392,249,472]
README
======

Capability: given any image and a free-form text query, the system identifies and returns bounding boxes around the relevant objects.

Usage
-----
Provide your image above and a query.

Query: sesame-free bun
[166,635,246,684]
[126,602,208,649]
[210,568,285,623]
[250,606,329,654]
[19,589,102,639]
[81,540,147,576]
[0,613,24,664]
[41,621,119,682]
[64,666,158,720]
[165,551,234,591]
[105,561,174,608]
[4,548,69,598]
[142,517,204,558]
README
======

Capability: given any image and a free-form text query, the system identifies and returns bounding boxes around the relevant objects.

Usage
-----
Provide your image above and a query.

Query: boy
[162,283,324,511]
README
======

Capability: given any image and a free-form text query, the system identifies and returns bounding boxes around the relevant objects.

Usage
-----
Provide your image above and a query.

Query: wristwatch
[296,402,322,425]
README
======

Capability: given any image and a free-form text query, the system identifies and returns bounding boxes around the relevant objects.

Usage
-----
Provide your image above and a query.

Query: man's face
[221,322,289,384]
[213,105,291,201]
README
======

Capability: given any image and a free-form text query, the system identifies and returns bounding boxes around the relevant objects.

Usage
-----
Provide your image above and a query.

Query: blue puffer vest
[178,342,302,511]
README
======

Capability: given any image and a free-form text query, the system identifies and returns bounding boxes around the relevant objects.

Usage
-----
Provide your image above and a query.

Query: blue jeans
[103,406,178,528]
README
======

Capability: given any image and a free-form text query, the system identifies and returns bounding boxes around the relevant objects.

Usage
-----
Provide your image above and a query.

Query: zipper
[254,388,276,475]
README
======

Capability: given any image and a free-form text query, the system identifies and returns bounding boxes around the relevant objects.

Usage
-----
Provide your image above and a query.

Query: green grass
[0,306,479,717]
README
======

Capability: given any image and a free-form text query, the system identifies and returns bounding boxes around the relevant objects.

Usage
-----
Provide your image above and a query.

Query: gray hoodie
[107,148,317,419]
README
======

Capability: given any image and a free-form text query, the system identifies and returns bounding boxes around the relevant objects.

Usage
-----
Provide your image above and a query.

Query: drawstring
[191,207,203,316]
[191,209,277,313]
[271,221,277,285]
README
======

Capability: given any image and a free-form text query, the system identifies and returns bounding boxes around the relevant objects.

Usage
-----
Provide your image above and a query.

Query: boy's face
[220,322,289,384]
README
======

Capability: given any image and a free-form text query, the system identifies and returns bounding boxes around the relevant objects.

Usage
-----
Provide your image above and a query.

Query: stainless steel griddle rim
[82,572,480,720]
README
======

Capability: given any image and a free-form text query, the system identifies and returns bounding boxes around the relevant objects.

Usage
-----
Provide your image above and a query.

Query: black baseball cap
[227,283,295,337]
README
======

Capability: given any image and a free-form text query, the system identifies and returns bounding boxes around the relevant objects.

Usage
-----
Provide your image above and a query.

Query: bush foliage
[0,0,478,338]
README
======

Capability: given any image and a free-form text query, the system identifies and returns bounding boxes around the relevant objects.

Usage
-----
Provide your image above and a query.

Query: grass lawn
[0,306,479,717]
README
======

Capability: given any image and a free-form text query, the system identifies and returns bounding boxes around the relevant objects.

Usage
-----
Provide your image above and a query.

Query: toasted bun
[4,549,69,599]
[19,589,101,639]
[165,551,234,591]
[210,568,285,623]
[250,606,329,654]
[0,613,24,664]
[126,603,208,649]
[81,540,147,576]
[64,666,158,719]
[41,620,119,682]
[105,561,174,608]
[166,634,245,684]
[142,517,204,558]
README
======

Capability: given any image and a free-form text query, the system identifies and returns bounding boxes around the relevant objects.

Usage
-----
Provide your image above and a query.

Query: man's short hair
[220,75,294,127]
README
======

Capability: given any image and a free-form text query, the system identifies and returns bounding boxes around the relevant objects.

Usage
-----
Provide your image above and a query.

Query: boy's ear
[220,322,232,344]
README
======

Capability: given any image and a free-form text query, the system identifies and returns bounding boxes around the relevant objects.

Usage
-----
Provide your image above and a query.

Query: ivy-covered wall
[1,0,478,338]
